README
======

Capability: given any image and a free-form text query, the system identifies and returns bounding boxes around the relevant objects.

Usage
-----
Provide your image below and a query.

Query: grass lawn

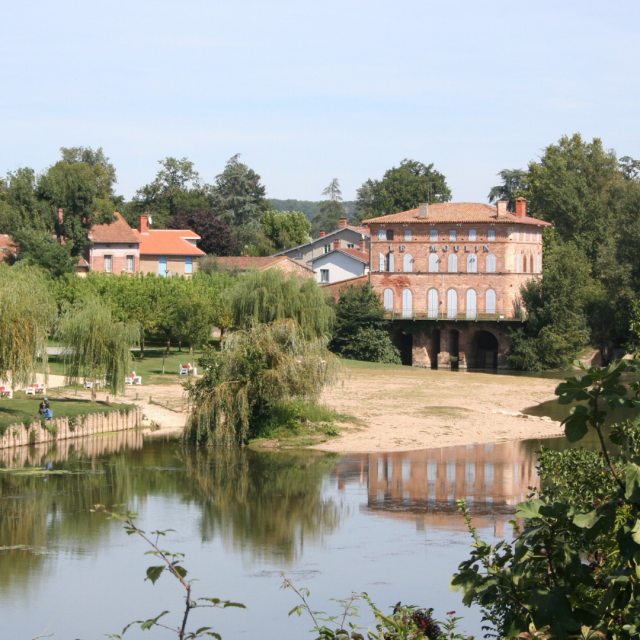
[47,347,206,386]
[0,393,135,434]
[339,358,407,371]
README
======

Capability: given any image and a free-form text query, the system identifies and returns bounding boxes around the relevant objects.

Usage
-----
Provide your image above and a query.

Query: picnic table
[26,383,46,395]
[125,372,142,385]
[84,377,106,389]
[179,364,197,376]
[0,386,13,399]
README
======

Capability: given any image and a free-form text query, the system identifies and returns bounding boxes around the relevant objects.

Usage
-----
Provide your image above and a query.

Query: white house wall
[313,252,366,284]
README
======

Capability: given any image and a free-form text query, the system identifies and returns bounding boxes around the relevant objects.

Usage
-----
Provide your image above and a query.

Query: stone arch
[470,330,499,369]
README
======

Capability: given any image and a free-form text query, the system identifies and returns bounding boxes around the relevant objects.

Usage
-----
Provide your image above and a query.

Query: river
[0,430,586,639]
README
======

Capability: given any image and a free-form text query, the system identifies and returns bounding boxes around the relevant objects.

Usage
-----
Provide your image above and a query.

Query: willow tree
[224,269,334,339]
[56,297,141,399]
[184,319,342,446]
[0,265,56,389]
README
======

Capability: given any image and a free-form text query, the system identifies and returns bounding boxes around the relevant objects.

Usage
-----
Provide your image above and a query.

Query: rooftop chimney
[496,201,508,219]
[333,238,340,250]
[140,216,150,235]
[418,203,429,219]
[515,197,527,218]
[319,230,326,238]
[339,217,348,229]
[359,237,366,253]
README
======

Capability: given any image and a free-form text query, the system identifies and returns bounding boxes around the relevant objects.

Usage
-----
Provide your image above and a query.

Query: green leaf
[173,565,188,579]
[573,510,600,529]
[626,464,640,503]
[515,499,545,520]
[145,565,165,585]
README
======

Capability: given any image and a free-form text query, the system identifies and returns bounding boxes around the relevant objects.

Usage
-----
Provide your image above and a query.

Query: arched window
[467,254,477,273]
[537,231,541,243]
[523,231,528,242]
[402,289,413,318]
[379,253,385,272]
[383,289,394,311]
[388,252,395,272]
[516,253,521,273]
[448,253,458,273]
[403,253,413,272]
[536,254,542,273]
[488,229,496,241]
[469,229,477,241]
[486,253,496,273]
[378,229,387,241]
[405,229,412,241]
[429,253,439,272]
[447,289,458,319]
[449,229,457,241]
[486,289,496,314]
[516,230,520,241]
[430,229,438,241]
[428,289,438,318]
[466,289,477,319]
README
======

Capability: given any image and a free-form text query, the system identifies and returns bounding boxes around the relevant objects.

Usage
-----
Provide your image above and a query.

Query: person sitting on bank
[39,398,53,419]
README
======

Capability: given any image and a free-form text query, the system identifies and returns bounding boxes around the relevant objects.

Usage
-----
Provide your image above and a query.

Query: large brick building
[326,199,551,370]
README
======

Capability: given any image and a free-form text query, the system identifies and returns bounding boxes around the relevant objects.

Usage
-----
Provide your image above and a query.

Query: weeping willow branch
[0,265,56,389]
[184,319,342,446]
[56,296,141,396]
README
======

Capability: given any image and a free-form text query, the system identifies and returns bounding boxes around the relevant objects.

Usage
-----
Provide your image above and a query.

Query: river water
[0,430,583,640]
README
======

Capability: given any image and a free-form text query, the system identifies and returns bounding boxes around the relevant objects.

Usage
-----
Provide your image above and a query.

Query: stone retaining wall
[0,406,143,450]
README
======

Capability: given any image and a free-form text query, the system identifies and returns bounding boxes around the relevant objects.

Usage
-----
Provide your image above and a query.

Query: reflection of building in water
[333,441,540,536]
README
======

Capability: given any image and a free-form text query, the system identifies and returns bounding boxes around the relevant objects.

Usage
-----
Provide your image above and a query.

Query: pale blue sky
[1,1,638,202]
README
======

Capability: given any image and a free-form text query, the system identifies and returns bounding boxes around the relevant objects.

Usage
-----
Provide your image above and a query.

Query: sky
[1,0,639,203]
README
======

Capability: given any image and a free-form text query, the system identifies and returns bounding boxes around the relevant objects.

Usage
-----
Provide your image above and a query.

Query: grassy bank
[0,394,135,434]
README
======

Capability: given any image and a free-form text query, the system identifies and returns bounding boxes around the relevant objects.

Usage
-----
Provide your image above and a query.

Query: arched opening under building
[429,328,441,369]
[393,330,414,366]
[449,330,460,371]
[471,330,499,369]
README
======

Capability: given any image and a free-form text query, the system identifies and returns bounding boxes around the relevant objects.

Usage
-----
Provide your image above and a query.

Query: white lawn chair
[179,364,190,376]
[0,386,13,399]
[26,383,46,395]
[125,372,142,385]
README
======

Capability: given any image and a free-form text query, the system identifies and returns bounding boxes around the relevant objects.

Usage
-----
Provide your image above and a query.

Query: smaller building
[133,216,205,276]
[212,255,314,277]
[310,237,369,284]
[87,212,140,274]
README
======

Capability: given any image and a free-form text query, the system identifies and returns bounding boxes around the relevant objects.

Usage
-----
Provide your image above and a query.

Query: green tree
[311,179,345,235]
[487,168,526,211]
[56,296,141,399]
[0,265,56,390]
[127,157,211,229]
[59,146,118,199]
[166,209,238,255]
[329,285,401,364]
[184,319,341,445]
[508,239,596,370]
[355,159,452,221]
[225,269,334,339]
[11,228,78,277]
[260,209,311,251]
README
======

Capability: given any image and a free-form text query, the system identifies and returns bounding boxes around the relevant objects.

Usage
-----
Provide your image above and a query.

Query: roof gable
[310,248,369,265]
[273,226,370,257]
[132,229,206,256]
[89,212,140,244]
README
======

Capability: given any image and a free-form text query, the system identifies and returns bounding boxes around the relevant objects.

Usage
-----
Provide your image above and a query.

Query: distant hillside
[270,199,357,222]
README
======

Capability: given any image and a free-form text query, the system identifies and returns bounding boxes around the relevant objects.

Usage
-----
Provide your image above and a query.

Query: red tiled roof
[89,212,140,244]
[0,234,15,261]
[132,229,206,256]
[363,203,552,226]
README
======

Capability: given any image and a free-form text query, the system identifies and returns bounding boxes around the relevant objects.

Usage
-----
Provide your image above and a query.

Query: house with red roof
[87,212,141,275]
[133,215,205,277]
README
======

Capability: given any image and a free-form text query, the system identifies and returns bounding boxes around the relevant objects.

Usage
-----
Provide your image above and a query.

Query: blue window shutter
[185,257,193,274]
[159,257,167,276]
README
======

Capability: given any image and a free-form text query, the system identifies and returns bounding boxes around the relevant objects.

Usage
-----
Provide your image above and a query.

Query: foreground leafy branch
[92,505,245,639]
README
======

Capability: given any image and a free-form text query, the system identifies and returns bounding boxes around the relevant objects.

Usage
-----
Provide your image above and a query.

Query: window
[379,253,385,272]
[185,257,193,274]
[486,289,496,314]
[486,253,496,273]
[383,289,394,311]
[430,229,438,241]
[295,250,302,258]
[467,254,477,273]
[536,254,542,273]
[429,253,439,272]
[466,289,477,319]
[447,289,458,319]
[347,243,355,249]
[449,229,457,241]
[387,230,394,241]
[387,252,395,272]
[537,231,541,243]
[428,289,438,318]
[320,269,329,283]
[405,229,412,241]
[402,289,413,318]
[126,255,134,273]
[158,257,167,277]
[403,253,413,272]
[516,253,521,273]
[516,230,520,241]
[488,229,496,241]
[448,253,458,272]
[324,244,331,254]
[378,229,387,241]
[523,231,528,242]
[469,229,477,241]
[104,255,112,273]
